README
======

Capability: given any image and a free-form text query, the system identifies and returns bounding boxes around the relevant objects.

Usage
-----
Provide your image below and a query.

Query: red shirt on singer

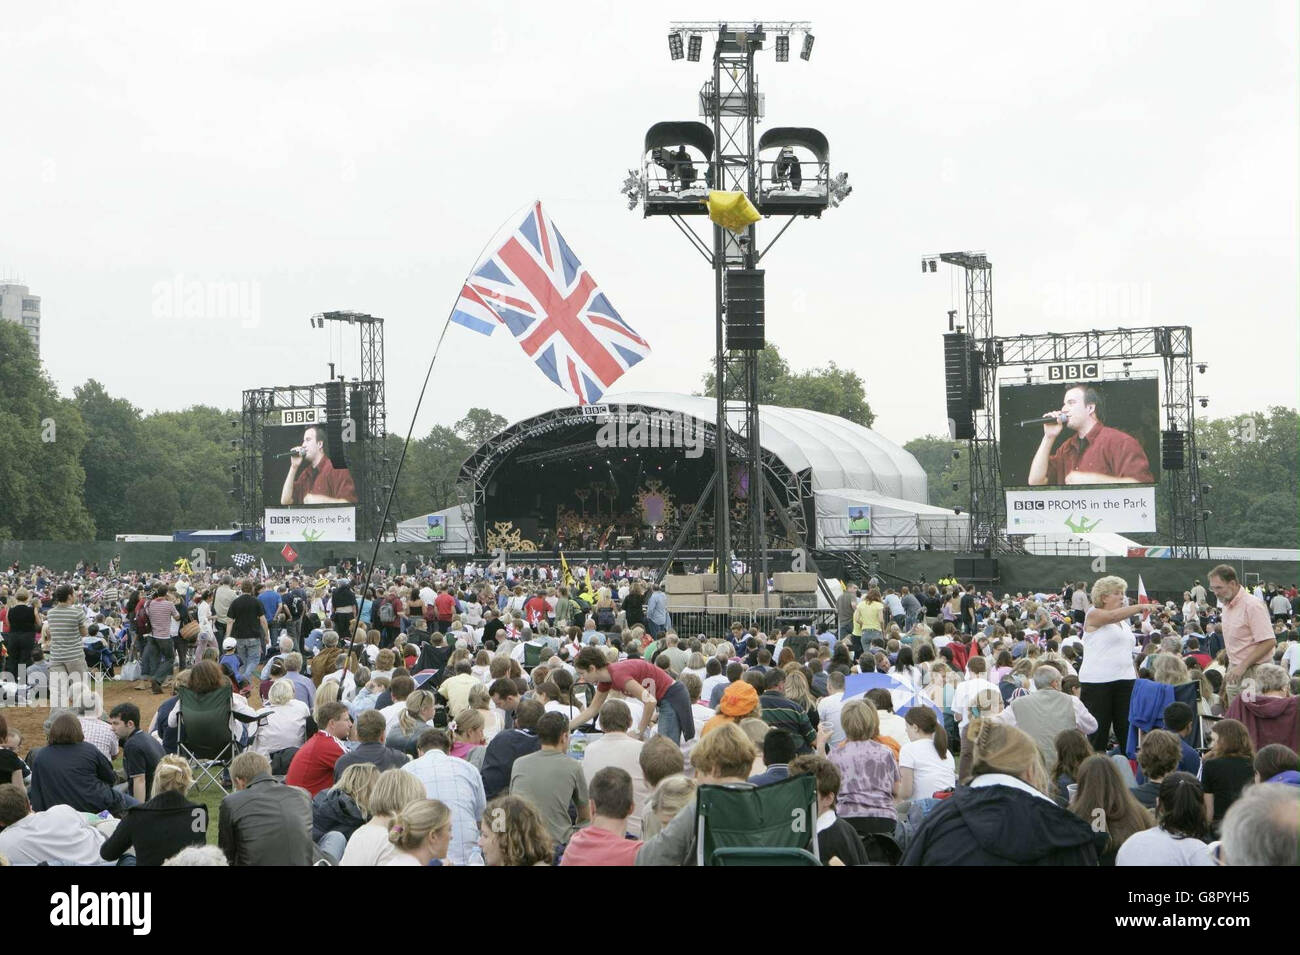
[281,425,358,505]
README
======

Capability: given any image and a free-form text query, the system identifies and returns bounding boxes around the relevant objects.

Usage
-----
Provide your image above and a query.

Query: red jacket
[284,732,346,797]
[1225,694,1300,751]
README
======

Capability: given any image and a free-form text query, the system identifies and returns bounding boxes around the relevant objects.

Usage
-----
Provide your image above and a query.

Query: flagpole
[342,206,530,673]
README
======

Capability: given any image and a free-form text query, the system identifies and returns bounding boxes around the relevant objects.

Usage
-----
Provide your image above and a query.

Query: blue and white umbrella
[843,672,943,720]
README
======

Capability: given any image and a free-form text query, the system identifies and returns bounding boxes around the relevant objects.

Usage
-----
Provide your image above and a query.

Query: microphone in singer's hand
[1018,414,1069,428]
[274,447,305,459]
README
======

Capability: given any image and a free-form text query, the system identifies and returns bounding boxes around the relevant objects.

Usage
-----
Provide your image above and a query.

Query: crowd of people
[0,556,1297,866]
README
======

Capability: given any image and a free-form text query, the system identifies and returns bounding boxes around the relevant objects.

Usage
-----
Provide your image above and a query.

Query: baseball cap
[222,637,237,651]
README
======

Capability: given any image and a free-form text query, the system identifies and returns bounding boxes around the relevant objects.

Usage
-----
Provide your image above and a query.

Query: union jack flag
[451,201,649,404]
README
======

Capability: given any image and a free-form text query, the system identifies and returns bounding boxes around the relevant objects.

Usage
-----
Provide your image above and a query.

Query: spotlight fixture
[951,482,960,492]
[1201,510,1212,521]
[952,450,961,460]
[1198,396,1208,408]
[775,33,789,61]
[1201,484,1212,495]
[1196,363,1207,374]
[800,32,814,60]
[668,32,683,60]
[687,33,702,61]
[1199,450,1210,462]
[1122,361,1132,378]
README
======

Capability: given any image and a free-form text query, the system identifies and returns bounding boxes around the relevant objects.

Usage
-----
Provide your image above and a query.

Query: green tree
[123,474,183,533]
[385,425,472,520]
[138,406,241,530]
[701,343,873,427]
[700,344,790,405]
[73,380,146,539]
[903,435,967,511]
[0,322,95,538]
[783,362,874,428]
[454,408,508,446]
[1195,407,1299,548]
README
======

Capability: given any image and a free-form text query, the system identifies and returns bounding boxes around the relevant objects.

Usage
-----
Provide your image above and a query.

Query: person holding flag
[1078,575,1153,754]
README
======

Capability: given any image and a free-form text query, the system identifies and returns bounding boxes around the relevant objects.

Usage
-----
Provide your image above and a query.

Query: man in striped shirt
[45,584,89,703]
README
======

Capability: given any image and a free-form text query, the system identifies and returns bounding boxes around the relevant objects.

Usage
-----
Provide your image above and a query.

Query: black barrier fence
[1,541,1294,606]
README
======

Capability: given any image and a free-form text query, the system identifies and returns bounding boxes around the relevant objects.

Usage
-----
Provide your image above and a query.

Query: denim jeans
[148,638,175,684]
[318,831,347,863]
[236,637,263,684]
[654,682,695,745]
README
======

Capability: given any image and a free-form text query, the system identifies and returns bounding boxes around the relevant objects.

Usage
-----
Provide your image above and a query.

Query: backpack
[378,600,396,625]
[134,600,152,635]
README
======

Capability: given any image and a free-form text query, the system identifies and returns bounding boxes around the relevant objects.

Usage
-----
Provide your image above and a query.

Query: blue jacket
[1125,680,1175,759]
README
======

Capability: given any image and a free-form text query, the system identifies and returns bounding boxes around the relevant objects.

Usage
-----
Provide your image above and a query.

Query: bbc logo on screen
[1046,362,1100,381]
[1012,500,1046,510]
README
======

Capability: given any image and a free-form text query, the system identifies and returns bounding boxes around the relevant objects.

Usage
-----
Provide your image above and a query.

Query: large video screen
[999,379,1161,488]
[262,413,359,507]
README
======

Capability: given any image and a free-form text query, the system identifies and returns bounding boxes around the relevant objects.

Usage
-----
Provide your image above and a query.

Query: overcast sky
[3,1,1296,449]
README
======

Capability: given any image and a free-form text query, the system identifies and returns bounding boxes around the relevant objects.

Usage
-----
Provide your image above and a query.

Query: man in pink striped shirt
[1210,564,1275,706]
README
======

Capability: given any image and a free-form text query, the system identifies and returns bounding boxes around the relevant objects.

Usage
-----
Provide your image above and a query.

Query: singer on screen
[1027,385,1154,486]
[280,425,358,505]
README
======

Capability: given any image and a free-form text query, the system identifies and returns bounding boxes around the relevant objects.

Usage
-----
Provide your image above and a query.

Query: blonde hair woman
[1079,575,1151,754]
[389,689,437,754]
[450,708,487,770]
[340,768,427,866]
[385,798,452,866]
[1150,653,1190,687]
[904,721,1104,865]
[466,683,503,742]
[98,755,209,866]
[313,763,380,861]
[643,774,697,839]
[479,795,553,866]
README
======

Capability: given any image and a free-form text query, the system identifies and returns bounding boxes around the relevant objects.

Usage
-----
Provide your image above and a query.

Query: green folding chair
[695,775,823,866]
[523,641,544,672]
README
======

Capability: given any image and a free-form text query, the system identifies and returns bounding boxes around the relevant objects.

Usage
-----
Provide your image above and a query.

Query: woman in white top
[384,798,453,866]
[252,679,310,757]
[1079,575,1151,753]
[898,706,956,801]
[1116,772,1213,866]
[341,768,426,866]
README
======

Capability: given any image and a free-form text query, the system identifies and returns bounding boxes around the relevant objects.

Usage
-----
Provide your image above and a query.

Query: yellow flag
[705,191,761,233]
[707,559,716,574]
[560,550,576,589]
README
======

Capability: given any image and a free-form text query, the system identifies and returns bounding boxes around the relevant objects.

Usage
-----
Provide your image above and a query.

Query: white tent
[395,506,474,552]
[815,488,971,551]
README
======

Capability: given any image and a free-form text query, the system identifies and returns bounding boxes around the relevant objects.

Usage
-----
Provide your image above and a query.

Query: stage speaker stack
[324,379,348,468]
[725,269,765,351]
[953,556,999,582]
[1161,429,1185,470]
[349,388,370,441]
[944,332,975,440]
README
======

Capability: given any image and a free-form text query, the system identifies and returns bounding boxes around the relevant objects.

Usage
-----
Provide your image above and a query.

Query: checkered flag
[231,553,256,570]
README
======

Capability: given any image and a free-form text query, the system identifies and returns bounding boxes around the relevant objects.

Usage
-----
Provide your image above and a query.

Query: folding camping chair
[177,686,267,794]
[694,775,823,866]
[522,642,545,673]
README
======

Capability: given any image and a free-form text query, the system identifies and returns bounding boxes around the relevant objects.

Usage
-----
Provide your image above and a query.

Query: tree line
[0,320,503,539]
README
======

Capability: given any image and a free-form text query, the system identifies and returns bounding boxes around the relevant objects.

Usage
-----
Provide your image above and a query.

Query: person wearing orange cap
[702,681,761,736]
